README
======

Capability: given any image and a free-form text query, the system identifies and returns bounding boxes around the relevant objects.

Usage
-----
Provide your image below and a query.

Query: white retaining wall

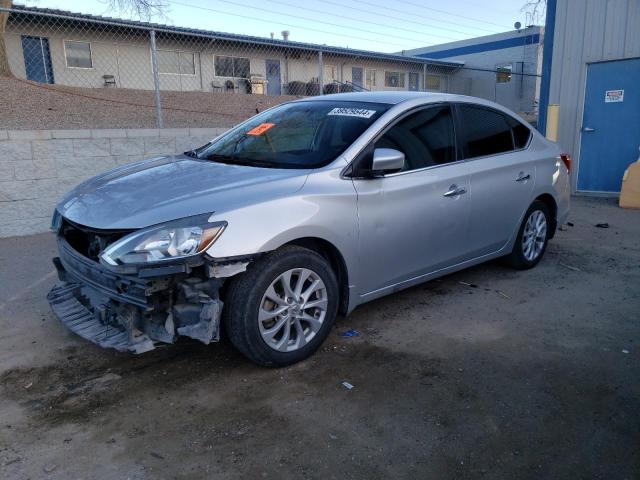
[0,128,228,237]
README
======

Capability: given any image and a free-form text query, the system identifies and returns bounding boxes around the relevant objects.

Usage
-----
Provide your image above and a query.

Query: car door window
[458,105,515,159]
[375,106,456,171]
[509,118,532,149]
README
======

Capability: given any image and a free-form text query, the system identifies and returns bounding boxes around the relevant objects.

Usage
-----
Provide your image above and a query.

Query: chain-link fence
[0,5,540,130]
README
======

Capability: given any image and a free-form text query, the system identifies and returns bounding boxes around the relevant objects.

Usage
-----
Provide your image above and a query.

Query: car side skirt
[355,246,510,307]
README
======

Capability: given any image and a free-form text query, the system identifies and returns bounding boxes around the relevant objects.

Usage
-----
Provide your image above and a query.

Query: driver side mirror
[371,148,404,174]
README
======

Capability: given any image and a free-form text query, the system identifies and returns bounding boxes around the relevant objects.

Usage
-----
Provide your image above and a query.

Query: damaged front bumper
[47,236,232,354]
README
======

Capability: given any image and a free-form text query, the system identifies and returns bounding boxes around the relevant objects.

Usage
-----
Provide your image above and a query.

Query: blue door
[21,35,54,84]
[265,59,281,95]
[578,58,640,192]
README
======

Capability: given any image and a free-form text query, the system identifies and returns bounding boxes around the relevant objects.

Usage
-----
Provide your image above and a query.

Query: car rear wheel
[223,246,338,367]
[505,200,551,270]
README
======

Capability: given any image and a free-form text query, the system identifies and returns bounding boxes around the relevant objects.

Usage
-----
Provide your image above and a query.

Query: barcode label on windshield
[327,108,376,118]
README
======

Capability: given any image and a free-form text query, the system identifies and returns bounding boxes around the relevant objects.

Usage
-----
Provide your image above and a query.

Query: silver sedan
[49,92,570,366]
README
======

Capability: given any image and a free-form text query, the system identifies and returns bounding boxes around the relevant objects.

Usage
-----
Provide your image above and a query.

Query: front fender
[204,168,359,281]
[205,196,356,258]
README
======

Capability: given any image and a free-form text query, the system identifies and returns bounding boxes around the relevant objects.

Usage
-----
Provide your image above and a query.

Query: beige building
[3,5,463,95]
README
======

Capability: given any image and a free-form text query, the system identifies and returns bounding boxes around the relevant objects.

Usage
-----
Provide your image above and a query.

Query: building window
[385,71,405,88]
[323,64,338,82]
[64,40,92,69]
[365,69,377,89]
[425,74,441,91]
[179,52,196,75]
[214,55,250,78]
[496,64,512,83]
[157,50,196,75]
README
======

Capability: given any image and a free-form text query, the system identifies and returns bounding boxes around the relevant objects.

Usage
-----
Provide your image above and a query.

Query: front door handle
[443,184,467,197]
[583,127,595,132]
[515,173,531,183]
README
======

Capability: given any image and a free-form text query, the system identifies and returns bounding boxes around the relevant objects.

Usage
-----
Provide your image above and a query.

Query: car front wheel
[505,200,551,270]
[223,246,338,367]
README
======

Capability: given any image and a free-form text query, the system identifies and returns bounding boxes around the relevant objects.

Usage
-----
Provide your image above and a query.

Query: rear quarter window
[510,120,532,149]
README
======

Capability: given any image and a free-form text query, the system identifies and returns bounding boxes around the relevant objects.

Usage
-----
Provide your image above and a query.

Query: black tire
[504,200,551,270]
[223,246,339,367]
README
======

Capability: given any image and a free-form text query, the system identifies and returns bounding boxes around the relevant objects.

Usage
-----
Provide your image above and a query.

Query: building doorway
[21,35,54,84]
[578,58,640,192]
[408,72,419,91]
[352,67,363,88]
[265,59,281,95]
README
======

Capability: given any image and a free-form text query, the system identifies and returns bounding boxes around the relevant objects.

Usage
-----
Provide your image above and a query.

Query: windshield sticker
[327,107,377,118]
[247,122,276,136]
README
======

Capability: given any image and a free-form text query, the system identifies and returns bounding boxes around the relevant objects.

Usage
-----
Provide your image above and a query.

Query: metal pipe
[115,44,122,87]
[149,30,163,129]
[318,50,324,96]
[423,63,427,91]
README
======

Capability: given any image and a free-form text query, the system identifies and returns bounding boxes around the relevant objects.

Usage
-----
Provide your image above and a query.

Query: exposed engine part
[48,234,255,354]
[172,277,224,344]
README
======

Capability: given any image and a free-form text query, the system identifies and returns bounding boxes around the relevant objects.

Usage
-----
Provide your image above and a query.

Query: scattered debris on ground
[339,329,360,338]
[559,262,581,271]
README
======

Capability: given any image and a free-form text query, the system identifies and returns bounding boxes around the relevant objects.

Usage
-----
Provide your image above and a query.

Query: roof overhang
[5,4,464,71]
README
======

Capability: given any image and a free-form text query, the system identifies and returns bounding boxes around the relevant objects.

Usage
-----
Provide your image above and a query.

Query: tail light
[560,153,572,173]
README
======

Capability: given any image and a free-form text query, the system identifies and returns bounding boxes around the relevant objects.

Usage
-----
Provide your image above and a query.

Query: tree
[0,0,13,77]
[105,0,167,21]
[521,0,547,25]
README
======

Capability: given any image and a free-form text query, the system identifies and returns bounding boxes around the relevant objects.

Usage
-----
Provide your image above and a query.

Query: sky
[19,0,543,53]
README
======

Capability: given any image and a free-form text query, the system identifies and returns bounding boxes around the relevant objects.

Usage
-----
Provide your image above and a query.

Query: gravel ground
[0,77,299,130]
[0,196,639,479]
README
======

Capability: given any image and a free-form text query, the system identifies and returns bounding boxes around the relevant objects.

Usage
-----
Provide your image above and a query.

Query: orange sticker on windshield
[246,123,275,136]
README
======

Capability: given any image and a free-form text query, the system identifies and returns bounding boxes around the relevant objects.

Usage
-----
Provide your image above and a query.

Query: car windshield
[194,100,389,169]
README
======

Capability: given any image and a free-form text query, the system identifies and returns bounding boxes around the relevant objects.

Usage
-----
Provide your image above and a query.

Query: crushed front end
[48,215,245,354]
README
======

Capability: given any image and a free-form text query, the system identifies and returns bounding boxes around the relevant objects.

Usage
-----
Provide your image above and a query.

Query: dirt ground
[0,196,638,480]
[0,78,297,130]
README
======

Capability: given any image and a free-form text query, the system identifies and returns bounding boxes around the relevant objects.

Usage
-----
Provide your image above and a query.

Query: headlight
[100,215,226,266]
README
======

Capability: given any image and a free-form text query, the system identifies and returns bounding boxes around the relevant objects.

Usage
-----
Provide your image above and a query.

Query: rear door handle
[515,173,531,183]
[583,127,595,132]
[443,185,467,197]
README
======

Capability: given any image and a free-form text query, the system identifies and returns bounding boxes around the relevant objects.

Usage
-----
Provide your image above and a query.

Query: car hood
[57,155,310,229]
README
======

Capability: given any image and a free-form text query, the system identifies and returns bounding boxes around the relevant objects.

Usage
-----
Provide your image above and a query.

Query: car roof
[299,91,468,105]
[293,91,531,125]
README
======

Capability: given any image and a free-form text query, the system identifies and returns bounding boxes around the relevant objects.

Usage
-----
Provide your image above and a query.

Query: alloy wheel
[258,268,328,352]
[522,209,547,261]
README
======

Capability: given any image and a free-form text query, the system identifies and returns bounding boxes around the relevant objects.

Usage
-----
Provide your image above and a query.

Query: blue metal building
[540,0,640,194]
[403,27,544,115]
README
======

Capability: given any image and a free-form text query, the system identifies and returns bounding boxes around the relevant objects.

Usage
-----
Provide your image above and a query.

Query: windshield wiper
[204,154,275,168]
[184,142,212,159]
